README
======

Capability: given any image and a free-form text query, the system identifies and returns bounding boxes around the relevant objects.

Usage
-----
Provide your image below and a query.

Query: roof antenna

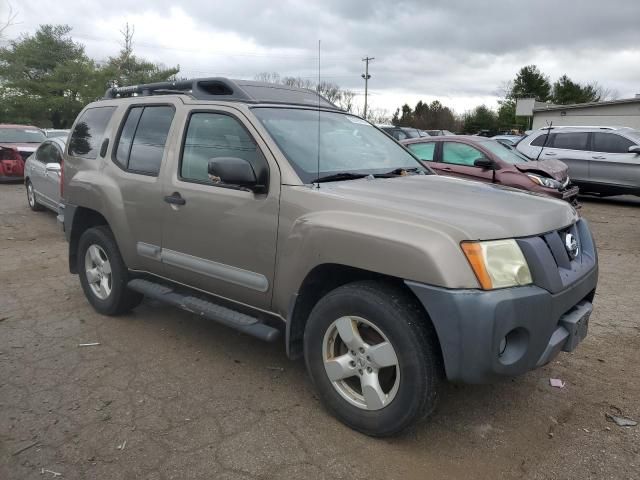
[536,120,553,161]
[315,39,321,189]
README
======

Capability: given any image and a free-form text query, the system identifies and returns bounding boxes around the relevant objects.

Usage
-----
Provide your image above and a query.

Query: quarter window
[114,105,174,175]
[551,132,589,151]
[531,133,554,147]
[180,112,264,184]
[69,107,116,159]
[441,142,485,166]
[592,133,635,154]
[407,142,436,161]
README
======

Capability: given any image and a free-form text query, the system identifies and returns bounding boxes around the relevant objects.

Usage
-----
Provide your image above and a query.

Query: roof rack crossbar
[102,77,339,110]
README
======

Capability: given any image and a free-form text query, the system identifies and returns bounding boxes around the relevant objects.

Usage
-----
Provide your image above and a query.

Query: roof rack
[539,125,618,130]
[103,77,339,110]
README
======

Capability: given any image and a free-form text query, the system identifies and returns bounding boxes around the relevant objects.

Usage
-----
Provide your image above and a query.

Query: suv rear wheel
[77,226,143,315]
[303,280,440,436]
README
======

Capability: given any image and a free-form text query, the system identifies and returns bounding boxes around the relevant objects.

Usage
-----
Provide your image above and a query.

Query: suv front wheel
[304,281,440,436]
[77,226,143,315]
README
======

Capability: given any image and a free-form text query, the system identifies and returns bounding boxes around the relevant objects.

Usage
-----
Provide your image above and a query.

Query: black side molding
[128,278,280,342]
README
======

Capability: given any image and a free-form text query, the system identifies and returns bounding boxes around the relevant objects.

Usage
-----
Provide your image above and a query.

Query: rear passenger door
[539,132,590,182]
[589,132,639,188]
[159,107,280,309]
[105,102,177,274]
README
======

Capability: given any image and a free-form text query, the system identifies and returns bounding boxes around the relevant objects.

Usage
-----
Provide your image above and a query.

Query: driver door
[160,108,281,309]
[435,141,494,183]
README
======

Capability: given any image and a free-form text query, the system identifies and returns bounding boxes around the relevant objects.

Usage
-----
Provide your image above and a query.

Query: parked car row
[0,124,69,183]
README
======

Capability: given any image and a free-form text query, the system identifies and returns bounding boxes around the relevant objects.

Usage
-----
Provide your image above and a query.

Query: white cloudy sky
[9,0,640,114]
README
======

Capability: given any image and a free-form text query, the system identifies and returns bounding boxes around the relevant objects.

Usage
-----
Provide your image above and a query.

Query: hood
[315,174,578,241]
[515,159,568,181]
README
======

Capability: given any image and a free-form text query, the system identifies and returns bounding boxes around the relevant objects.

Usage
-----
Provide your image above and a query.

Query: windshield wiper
[311,172,368,183]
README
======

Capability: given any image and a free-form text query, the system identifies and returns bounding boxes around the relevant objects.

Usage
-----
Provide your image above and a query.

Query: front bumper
[407,265,597,384]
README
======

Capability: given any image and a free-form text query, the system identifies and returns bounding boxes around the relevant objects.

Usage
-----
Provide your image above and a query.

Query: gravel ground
[1,182,639,480]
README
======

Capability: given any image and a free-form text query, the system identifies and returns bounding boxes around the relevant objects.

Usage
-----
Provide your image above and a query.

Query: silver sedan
[24,137,66,213]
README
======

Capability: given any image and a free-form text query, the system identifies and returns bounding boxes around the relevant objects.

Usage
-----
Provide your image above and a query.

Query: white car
[24,137,65,213]
[517,126,640,197]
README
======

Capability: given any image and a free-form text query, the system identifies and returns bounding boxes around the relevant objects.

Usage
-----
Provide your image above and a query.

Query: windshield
[252,108,426,183]
[625,129,640,142]
[479,140,530,164]
[0,128,46,143]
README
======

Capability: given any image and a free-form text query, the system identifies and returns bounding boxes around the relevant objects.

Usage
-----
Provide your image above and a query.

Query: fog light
[499,337,507,356]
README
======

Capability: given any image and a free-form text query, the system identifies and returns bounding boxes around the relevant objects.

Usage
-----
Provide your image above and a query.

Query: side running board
[127,278,280,342]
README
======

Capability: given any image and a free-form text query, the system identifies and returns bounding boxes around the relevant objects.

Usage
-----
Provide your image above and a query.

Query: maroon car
[401,135,579,203]
[0,124,46,180]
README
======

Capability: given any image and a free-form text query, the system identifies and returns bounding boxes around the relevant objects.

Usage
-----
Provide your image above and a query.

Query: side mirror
[45,162,61,173]
[629,145,640,154]
[474,158,497,169]
[207,157,261,191]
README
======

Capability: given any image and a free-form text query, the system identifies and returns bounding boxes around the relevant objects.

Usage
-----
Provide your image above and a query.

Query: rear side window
[114,105,174,175]
[592,133,635,154]
[442,142,485,166]
[407,142,436,161]
[551,132,589,151]
[69,107,116,159]
[180,112,264,184]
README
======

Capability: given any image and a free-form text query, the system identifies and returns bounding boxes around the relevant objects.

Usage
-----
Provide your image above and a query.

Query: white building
[531,96,640,130]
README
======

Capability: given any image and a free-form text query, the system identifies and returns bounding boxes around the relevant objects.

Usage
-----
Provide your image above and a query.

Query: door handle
[592,156,606,160]
[544,152,556,156]
[164,192,186,205]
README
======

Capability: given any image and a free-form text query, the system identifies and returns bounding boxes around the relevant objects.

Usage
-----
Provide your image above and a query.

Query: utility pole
[361,56,374,120]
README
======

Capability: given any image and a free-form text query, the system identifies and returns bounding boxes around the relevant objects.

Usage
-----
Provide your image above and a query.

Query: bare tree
[254,72,281,84]
[0,2,18,39]
[591,82,619,101]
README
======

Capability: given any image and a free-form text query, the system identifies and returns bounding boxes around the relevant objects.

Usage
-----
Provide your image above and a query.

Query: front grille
[517,219,596,294]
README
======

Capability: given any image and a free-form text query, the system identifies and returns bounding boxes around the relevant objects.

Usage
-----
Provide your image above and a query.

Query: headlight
[526,173,562,190]
[461,239,533,290]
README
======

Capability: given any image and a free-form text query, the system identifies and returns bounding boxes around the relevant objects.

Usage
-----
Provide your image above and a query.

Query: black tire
[77,225,143,315]
[303,280,440,437]
[26,180,43,211]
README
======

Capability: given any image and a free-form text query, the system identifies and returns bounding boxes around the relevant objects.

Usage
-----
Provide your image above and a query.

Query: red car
[0,124,46,181]
[401,135,579,203]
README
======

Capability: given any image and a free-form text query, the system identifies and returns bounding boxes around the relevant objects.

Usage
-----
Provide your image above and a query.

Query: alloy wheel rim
[322,316,400,411]
[27,183,34,207]
[84,244,112,300]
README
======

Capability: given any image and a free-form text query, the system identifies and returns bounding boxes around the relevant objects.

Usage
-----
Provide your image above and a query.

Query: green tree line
[0,24,178,128]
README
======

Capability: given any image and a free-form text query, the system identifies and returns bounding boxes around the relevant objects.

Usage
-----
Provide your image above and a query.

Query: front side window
[407,142,436,161]
[69,107,116,159]
[252,108,425,183]
[441,142,485,166]
[181,112,264,184]
[113,105,174,175]
[551,132,589,151]
[592,133,635,154]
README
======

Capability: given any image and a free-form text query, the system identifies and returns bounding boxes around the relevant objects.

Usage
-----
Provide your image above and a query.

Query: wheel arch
[285,263,444,366]
[67,207,109,274]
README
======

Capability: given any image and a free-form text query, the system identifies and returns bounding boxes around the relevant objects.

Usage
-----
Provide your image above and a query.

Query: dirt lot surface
[1,182,639,480]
